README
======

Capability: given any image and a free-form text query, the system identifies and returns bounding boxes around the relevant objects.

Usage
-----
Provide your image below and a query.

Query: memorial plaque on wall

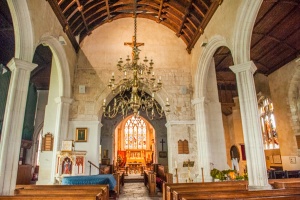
[178,139,189,154]
[159,151,167,158]
[42,133,53,151]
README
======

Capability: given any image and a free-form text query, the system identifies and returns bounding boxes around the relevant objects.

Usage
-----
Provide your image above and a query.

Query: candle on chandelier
[175,161,177,168]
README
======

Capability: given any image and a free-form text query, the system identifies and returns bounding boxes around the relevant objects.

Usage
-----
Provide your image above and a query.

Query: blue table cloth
[61,174,116,190]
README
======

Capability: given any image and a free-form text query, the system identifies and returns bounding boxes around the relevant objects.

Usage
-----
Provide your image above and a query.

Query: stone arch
[193,35,230,175]
[31,122,44,166]
[38,35,72,98]
[99,91,168,167]
[194,35,229,99]
[232,0,263,65]
[114,114,158,165]
[288,64,300,136]
[7,0,34,62]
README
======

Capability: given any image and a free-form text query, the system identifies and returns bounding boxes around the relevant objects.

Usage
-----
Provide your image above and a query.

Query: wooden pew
[14,184,109,200]
[273,181,300,189]
[163,181,248,200]
[113,172,120,196]
[179,188,300,200]
[268,178,300,187]
[0,194,104,200]
[156,165,173,191]
[173,184,248,200]
[144,170,156,196]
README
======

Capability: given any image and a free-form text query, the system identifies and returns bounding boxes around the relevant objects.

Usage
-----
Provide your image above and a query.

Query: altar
[124,149,153,174]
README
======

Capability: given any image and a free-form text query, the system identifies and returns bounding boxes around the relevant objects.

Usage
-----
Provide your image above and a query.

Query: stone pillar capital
[55,96,73,104]
[0,58,37,195]
[229,61,257,74]
[7,58,37,72]
[192,97,205,105]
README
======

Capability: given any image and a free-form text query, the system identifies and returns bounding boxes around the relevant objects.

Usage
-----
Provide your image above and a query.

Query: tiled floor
[117,174,162,200]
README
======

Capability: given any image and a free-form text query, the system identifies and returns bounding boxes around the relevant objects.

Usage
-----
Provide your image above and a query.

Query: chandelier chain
[134,0,137,46]
[102,0,170,120]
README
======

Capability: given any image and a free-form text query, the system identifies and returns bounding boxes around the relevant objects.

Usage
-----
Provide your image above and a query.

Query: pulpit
[55,151,87,183]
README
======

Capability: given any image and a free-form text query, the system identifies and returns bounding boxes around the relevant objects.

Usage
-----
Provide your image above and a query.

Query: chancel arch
[114,115,156,173]
[100,106,168,170]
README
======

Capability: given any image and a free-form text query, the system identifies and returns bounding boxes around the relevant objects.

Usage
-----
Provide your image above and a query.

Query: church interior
[0,0,300,199]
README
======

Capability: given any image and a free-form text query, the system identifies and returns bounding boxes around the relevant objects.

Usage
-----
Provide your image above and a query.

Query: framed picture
[75,128,88,142]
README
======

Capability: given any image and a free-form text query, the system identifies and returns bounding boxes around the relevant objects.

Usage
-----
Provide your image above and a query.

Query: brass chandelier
[102,0,170,120]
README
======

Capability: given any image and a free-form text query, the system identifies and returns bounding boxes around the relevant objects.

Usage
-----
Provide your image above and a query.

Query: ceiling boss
[102,0,170,120]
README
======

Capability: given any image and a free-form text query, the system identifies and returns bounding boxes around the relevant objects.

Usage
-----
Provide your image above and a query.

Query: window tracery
[124,116,146,149]
[259,98,279,149]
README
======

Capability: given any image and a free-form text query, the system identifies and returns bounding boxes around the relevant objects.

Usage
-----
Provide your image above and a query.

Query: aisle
[117,174,162,200]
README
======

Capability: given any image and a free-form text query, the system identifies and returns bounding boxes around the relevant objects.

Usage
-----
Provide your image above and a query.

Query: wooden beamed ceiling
[1,0,299,115]
[47,0,222,53]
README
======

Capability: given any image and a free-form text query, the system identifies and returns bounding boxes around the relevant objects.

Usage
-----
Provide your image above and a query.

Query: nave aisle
[117,174,162,200]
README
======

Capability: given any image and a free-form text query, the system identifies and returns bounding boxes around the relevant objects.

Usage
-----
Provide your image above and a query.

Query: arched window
[124,116,146,149]
[259,98,279,149]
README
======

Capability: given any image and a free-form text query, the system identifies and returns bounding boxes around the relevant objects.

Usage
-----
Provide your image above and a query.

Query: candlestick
[175,168,178,183]
[201,167,204,183]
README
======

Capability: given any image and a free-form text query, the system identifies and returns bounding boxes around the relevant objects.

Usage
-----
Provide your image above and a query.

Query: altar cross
[124,36,144,48]
[160,139,165,151]
[124,36,144,60]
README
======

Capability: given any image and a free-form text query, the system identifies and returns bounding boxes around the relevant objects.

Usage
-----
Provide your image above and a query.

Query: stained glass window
[259,98,279,149]
[124,116,147,149]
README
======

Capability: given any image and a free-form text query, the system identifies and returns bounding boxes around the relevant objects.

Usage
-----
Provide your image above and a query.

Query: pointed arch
[38,35,72,98]
[232,0,263,65]
[194,35,229,99]
[7,0,34,62]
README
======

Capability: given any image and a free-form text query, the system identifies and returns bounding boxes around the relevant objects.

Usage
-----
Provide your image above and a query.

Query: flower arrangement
[210,168,248,181]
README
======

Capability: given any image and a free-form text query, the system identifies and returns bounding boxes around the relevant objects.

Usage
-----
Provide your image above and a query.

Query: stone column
[192,97,211,182]
[50,96,73,183]
[0,58,37,195]
[230,61,271,190]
